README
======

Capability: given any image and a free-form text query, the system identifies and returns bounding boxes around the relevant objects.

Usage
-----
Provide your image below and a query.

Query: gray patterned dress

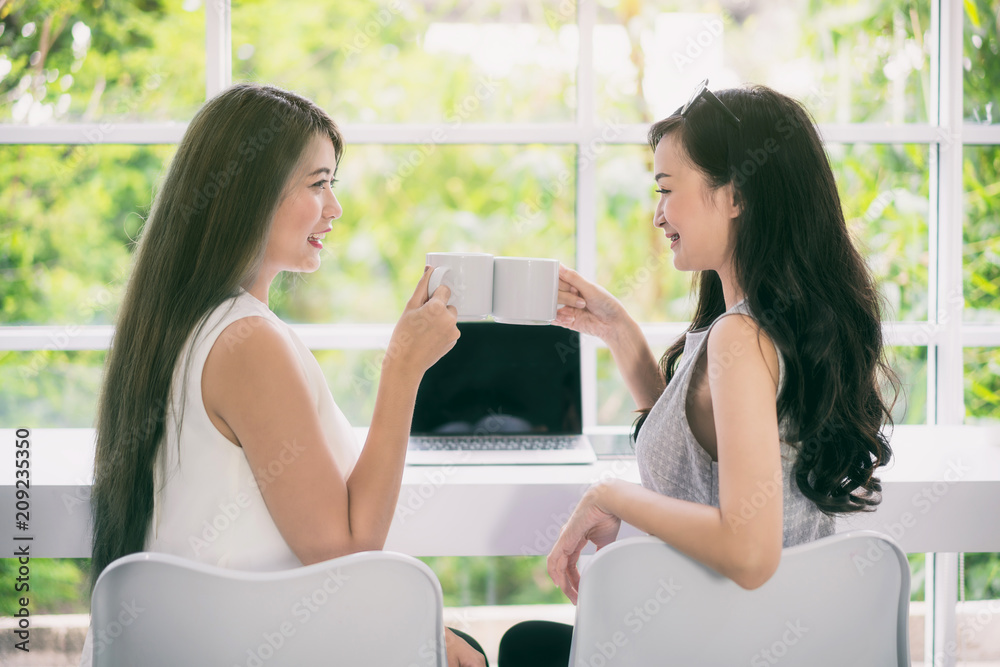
[634,299,835,547]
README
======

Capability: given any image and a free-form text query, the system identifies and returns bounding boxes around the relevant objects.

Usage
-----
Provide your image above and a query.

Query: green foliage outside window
[0,0,996,618]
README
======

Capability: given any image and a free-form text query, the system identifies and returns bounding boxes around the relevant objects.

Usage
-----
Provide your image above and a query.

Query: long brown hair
[90,84,343,586]
[634,85,899,515]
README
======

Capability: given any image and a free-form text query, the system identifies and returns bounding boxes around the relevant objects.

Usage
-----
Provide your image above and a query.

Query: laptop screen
[411,321,582,437]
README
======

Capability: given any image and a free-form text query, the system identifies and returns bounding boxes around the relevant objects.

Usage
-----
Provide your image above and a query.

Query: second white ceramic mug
[491,256,559,325]
[426,253,559,324]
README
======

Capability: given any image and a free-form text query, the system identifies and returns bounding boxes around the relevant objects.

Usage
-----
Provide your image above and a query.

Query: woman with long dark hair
[500,81,899,664]
[82,83,485,666]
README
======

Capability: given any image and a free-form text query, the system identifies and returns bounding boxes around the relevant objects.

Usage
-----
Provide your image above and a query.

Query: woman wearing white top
[86,83,485,666]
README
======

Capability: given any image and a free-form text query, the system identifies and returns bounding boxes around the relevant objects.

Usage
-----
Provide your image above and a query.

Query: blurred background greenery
[0,0,997,623]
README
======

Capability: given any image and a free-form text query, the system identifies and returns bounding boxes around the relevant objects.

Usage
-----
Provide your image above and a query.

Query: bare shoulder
[706,313,780,388]
[203,316,311,438]
[214,315,285,356]
[206,315,304,382]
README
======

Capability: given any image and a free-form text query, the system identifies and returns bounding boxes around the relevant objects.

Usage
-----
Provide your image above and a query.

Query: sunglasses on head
[680,79,741,128]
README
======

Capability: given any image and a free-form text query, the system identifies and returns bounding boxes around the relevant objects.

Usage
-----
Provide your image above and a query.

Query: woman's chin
[294,258,322,273]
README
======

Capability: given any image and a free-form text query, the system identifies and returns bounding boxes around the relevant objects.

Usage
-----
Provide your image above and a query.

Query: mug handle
[427,265,451,301]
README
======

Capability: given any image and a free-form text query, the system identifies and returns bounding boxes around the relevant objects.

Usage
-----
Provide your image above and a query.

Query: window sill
[2,425,999,557]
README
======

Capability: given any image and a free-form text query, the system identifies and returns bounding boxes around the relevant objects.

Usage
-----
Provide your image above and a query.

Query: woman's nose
[325,191,343,221]
[653,202,666,227]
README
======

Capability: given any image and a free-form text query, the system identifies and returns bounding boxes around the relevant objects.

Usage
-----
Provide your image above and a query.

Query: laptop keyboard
[409,435,583,451]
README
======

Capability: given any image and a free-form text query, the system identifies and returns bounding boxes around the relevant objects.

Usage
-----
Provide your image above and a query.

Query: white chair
[569,530,910,667]
[89,550,446,666]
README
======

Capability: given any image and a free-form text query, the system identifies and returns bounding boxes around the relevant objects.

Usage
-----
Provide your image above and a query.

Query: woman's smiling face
[652,133,740,273]
[261,133,342,278]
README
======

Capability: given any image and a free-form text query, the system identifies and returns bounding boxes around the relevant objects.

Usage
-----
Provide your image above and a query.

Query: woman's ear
[720,183,741,219]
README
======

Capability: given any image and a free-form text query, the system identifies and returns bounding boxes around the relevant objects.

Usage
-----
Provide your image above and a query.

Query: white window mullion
[0,124,187,144]
[8,321,999,354]
[963,123,1000,144]
[577,0,598,430]
[928,0,942,426]
[926,1,942,662]
[0,326,115,351]
[0,122,949,146]
[937,0,966,428]
[963,325,1000,347]
[818,123,942,143]
[927,0,963,665]
[205,0,232,100]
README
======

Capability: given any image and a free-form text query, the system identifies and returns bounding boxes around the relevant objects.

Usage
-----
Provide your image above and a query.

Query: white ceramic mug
[426,252,494,320]
[426,253,559,324]
[491,256,559,325]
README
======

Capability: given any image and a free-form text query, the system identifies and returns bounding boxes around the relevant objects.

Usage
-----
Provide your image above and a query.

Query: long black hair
[91,84,344,587]
[635,84,899,515]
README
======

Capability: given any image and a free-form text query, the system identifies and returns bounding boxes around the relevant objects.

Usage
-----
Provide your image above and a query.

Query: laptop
[407,321,597,465]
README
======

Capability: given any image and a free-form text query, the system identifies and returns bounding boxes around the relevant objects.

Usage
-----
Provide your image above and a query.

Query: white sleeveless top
[146,288,360,567]
[80,289,360,665]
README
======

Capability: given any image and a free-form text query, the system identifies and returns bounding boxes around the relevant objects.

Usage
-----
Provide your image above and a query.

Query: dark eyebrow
[654,172,671,180]
[306,167,332,178]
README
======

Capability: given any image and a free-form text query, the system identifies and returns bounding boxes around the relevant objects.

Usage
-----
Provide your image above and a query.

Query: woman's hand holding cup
[554,264,629,345]
[385,266,461,380]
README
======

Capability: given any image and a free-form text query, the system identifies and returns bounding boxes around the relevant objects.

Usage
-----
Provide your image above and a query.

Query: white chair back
[90,550,446,667]
[569,530,910,667]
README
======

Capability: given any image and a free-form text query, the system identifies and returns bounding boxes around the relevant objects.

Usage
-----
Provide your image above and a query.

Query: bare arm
[203,269,459,564]
[554,264,664,409]
[605,315,665,411]
[344,300,455,554]
[548,313,784,598]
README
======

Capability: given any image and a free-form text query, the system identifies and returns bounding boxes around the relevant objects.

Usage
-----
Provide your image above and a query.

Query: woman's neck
[716,264,744,310]
[245,269,276,306]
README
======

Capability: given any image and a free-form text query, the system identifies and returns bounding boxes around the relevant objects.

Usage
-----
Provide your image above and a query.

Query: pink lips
[308,227,332,249]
